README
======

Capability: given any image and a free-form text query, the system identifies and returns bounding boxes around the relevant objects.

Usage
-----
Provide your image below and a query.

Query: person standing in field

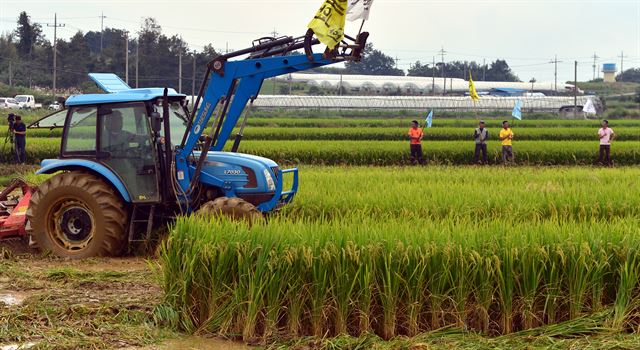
[408,120,425,165]
[499,120,514,164]
[472,120,489,164]
[598,119,615,166]
[12,115,27,164]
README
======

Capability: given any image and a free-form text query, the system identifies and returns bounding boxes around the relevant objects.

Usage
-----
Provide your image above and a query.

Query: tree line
[0,12,219,92]
[4,11,599,95]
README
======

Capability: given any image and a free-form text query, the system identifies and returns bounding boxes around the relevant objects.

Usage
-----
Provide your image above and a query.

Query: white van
[14,95,43,109]
[0,97,19,109]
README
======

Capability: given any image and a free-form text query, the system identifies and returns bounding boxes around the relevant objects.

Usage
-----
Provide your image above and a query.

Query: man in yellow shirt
[499,120,514,164]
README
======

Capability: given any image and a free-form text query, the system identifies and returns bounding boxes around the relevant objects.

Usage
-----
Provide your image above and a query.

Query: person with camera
[7,113,15,144]
[12,115,27,164]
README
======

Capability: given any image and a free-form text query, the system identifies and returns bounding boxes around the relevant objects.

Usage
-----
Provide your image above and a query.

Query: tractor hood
[192,151,278,168]
[189,151,280,195]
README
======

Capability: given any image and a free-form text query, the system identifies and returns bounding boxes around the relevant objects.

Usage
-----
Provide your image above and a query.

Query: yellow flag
[469,72,480,102]
[308,0,348,50]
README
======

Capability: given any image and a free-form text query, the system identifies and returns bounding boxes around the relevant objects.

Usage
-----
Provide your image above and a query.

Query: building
[602,63,617,83]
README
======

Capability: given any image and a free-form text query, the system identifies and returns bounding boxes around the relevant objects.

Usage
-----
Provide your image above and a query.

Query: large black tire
[197,197,262,221]
[26,172,128,259]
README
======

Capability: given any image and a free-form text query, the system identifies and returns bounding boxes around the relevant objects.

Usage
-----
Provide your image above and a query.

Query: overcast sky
[1,0,638,83]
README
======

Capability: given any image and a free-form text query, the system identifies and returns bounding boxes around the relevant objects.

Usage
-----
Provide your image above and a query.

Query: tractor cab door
[98,103,160,203]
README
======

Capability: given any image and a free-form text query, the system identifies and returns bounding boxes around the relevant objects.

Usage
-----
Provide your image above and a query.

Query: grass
[157,166,640,344]
[0,256,175,349]
[9,125,640,141]
[231,126,640,141]
[230,140,640,165]
[159,215,640,341]
[281,166,640,220]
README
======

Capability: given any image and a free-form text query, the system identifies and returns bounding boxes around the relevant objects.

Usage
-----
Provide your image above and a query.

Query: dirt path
[0,253,249,350]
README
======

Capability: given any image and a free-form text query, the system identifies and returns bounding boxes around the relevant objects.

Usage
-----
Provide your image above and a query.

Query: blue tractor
[21,30,369,258]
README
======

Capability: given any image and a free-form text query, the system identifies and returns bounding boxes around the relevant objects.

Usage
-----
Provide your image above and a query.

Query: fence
[252,95,598,113]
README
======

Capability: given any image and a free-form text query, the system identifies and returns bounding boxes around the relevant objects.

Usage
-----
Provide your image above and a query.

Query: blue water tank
[602,63,617,72]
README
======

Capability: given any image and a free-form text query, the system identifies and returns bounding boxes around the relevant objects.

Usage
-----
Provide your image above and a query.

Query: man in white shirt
[598,120,615,166]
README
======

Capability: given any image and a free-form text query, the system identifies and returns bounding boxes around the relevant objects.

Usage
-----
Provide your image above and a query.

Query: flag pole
[358,19,366,35]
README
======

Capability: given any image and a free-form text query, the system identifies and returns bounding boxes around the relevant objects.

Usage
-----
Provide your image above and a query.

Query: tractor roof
[65,73,186,107]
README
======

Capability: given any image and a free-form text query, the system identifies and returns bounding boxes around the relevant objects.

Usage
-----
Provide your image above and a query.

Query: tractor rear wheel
[197,197,262,221]
[26,172,128,259]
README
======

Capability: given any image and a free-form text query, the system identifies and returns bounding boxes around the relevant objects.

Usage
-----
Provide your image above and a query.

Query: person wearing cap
[407,120,425,165]
[598,119,615,166]
[472,120,489,164]
[12,115,26,164]
[499,120,514,164]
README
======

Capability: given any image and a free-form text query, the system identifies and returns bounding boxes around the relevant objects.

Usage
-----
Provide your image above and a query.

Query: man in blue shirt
[12,115,26,164]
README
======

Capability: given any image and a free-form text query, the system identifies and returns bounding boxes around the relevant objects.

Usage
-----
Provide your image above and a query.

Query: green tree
[57,32,92,88]
[14,11,42,57]
[407,61,433,76]
[486,59,519,82]
[617,68,640,83]
[344,43,404,76]
[0,34,19,85]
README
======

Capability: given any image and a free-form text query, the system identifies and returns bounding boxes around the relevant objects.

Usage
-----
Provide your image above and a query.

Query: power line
[124,30,129,84]
[45,13,65,102]
[99,12,106,52]
[439,47,446,95]
[549,55,562,92]
[592,52,599,80]
[619,51,628,74]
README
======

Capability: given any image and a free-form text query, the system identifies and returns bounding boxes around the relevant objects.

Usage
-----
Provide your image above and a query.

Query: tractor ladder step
[128,204,155,243]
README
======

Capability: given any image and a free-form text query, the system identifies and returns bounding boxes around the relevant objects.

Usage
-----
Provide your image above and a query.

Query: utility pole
[135,38,139,88]
[591,53,599,80]
[439,47,446,95]
[574,60,578,118]
[192,50,196,107]
[271,28,278,38]
[99,12,106,52]
[394,55,400,69]
[431,56,435,95]
[47,13,65,102]
[178,45,182,93]
[8,61,12,87]
[124,31,129,84]
[549,55,562,93]
[482,58,486,81]
[619,51,628,77]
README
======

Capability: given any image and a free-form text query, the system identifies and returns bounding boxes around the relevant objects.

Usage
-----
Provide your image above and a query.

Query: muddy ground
[0,250,249,350]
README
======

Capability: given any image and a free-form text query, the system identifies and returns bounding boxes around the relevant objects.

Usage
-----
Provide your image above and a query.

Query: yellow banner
[308,0,348,49]
[469,72,480,102]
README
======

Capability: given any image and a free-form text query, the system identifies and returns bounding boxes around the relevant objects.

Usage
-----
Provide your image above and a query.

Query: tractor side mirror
[150,112,162,132]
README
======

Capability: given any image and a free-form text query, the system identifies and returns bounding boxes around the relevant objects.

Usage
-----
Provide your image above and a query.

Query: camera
[7,113,15,132]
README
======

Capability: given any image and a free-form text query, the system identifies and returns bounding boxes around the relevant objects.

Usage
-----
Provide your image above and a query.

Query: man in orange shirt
[408,120,425,165]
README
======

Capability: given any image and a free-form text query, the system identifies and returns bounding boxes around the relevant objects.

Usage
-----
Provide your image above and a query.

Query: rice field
[5,110,640,346]
[2,116,639,165]
[158,166,640,342]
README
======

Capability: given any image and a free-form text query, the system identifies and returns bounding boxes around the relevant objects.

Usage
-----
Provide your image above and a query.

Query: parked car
[14,95,42,109]
[48,101,62,110]
[0,97,19,109]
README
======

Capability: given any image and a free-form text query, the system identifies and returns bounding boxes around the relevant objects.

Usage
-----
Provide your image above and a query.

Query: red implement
[0,179,34,240]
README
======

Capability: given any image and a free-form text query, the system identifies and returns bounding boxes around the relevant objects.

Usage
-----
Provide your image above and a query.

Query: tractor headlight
[263,169,276,191]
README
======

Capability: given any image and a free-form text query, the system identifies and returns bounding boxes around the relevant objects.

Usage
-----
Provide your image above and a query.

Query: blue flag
[512,100,522,120]
[425,110,433,128]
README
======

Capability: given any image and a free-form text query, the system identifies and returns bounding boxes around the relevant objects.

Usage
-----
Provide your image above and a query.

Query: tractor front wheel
[26,172,128,259]
[197,197,262,221]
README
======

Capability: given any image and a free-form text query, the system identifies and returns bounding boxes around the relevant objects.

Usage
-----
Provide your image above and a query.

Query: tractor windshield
[169,102,189,147]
